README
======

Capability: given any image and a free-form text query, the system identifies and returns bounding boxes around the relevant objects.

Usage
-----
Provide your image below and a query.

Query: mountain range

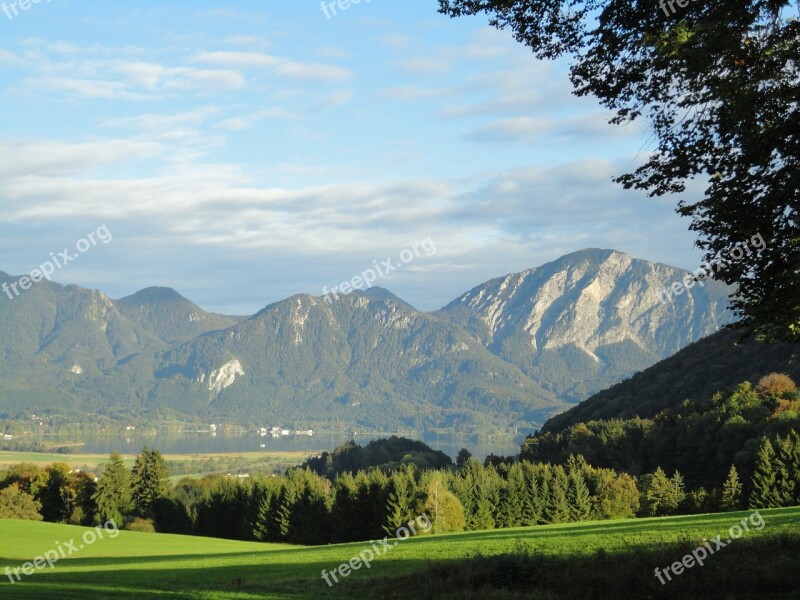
[0,249,733,432]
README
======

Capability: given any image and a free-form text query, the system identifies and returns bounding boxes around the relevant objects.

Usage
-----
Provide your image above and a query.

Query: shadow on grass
[2,532,800,600]
[382,506,800,547]
[360,532,800,600]
[1,508,799,599]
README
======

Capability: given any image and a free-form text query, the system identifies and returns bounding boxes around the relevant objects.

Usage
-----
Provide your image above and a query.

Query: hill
[301,436,453,478]
[542,328,800,433]
[1,508,798,598]
[116,287,239,344]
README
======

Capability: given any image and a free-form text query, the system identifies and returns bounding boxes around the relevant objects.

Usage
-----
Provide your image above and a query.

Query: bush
[0,484,43,520]
[756,373,798,398]
[124,517,156,533]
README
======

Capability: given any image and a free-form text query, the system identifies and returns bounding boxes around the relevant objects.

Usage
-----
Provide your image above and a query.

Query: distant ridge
[355,286,416,310]
[117,287,238,344]
[119,286,187,304]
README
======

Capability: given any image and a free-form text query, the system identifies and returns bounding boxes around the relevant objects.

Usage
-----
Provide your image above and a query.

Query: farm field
[0,450,317,477]
[1,507,799,599]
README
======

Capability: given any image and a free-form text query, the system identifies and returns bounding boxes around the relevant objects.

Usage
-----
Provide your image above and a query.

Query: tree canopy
[439,0,800,340]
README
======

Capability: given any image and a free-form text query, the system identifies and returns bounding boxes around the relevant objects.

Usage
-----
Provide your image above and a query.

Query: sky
[0,0,709,314]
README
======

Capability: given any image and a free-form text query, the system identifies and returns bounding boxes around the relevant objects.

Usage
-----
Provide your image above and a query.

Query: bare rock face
[438,249,733,401]
[207,359,245,393]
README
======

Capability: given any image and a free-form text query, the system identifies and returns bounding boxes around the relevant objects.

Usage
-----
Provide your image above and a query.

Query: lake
[78,432,526,462]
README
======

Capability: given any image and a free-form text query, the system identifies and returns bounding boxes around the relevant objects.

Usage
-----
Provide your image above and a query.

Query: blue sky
[0,0,706,314]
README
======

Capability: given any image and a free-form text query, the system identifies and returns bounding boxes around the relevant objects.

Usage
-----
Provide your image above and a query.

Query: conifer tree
[483,465,502,528]
[519,462,541,526]
[330,472,359,543]
[273,479,296,542]
[384,465,416,535]
[288,470,330,545]
[567,471,592,522]
[721,465,743,511]
[70,470,97,525]
[750,437,781,509]
[498,463,525,528]
[131,447,170,513]
[545,465,571,524]
[785,430,800,505]
[252,480,279,541]
[773,432,798,505]
[360,469,390,540]
[459,459,495,530]
[93,452,132,524]
[670,471,686,512]
[534,464,551,525]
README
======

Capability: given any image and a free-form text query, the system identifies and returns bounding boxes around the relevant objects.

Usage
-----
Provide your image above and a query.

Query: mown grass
[1,507,798,599]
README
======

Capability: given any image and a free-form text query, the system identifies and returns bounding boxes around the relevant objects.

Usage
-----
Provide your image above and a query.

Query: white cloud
[0,49,26,66]
[0,139,164,178]
[380,34,413,49]
[191,50,351,83]
[215,106,303,131]
[22,59,245,101]
[25,76,153,101]
[275,61,351,82]
[191,51,279,68]
[114,62,244,90]
[463,112,634,145]
[397,56,451,76]
[99,108,218,132]
[380,85,449,101]
[224,35,270,48]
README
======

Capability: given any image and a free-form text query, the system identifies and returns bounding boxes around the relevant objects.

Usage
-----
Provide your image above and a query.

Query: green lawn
[1,507,798,599]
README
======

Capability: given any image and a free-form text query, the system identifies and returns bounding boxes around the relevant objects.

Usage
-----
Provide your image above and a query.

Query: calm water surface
[78,432,525,462]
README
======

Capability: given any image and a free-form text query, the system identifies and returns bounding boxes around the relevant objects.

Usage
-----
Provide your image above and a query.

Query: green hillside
[116,287,240,344]
[543,328,800,433]
[64,292,566,431]
[1,508,799,599]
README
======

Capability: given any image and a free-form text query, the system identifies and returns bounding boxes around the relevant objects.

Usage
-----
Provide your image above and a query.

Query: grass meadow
[1,507,798,599]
